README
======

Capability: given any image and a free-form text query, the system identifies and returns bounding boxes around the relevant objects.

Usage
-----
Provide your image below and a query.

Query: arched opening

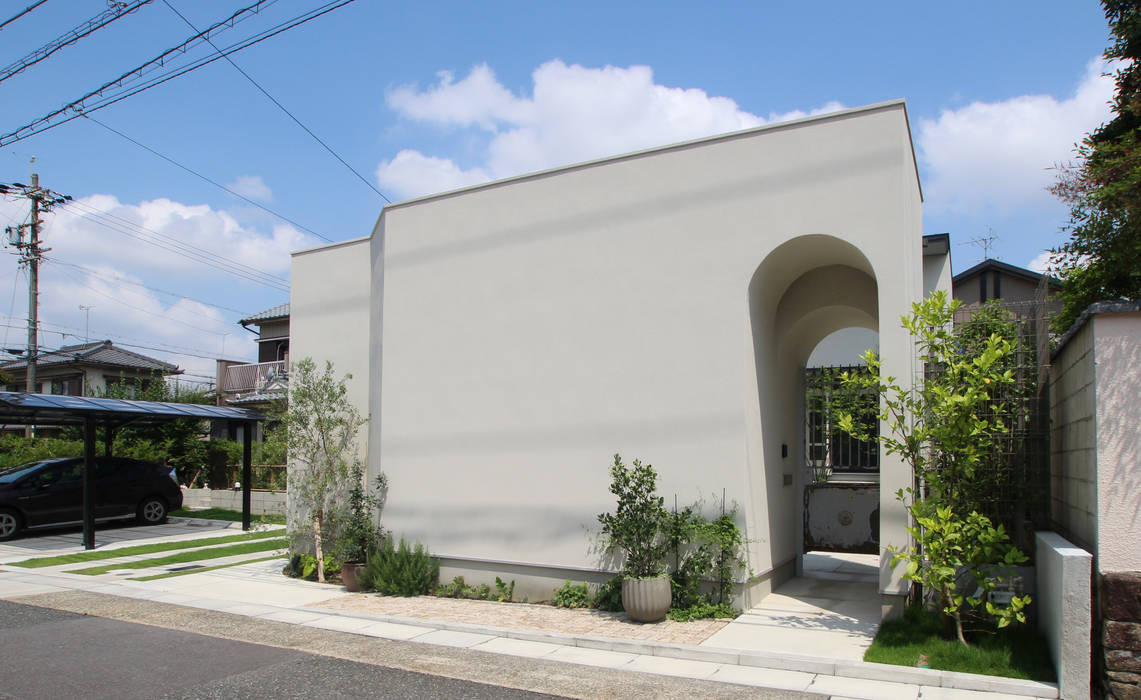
[744,235,880,591]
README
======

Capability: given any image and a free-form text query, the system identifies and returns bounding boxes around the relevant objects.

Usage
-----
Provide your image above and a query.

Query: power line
[83,114,331,242]
[63,198,292,291]
[162,0,389,204]
[0,0,50,33]
[0,1,152,86]
[0,1,355,148]
[47,259,254,316]
[0,317,244,362]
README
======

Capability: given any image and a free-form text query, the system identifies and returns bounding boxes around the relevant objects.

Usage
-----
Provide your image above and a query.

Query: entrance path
[701,552,880,661]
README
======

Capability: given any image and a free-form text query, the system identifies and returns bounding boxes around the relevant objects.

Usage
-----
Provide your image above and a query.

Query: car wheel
[0,508,23,541]
[137,497,167,525]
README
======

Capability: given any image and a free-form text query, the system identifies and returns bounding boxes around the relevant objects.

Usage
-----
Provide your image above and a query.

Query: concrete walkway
[0,533,1059,700]
[703,552,881,661]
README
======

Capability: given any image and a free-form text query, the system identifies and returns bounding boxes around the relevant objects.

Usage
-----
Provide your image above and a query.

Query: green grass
[66,537,288,576]
[171,507,286,525]
[6,529,283,568]
[128,554,285,581]
[864,605,1055,682]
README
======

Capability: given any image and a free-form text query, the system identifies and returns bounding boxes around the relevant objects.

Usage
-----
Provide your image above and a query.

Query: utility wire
[0,0,50,33]
[162,0,389,203]
[62,198,292,291]
[83,114,331,242]
[0,317,238,362]
[0,1,351,148]
[0,1,152,86]
[47,259,253,316]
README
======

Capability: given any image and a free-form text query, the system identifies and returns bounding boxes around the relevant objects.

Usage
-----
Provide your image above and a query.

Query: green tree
[838,292,1030,644]
[283,358,365,583]
[1049,0,1141,331]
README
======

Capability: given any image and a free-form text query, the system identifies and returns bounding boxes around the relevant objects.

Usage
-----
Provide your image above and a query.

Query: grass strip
[864,605,1055,682]
[171,507,286,525]
[66,538,288,576]
[6,529,283,568]
[128,554,286,581]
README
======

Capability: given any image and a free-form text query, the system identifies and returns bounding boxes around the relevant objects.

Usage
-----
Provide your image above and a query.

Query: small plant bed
[864,606,1055,682]
[171,507,286,525]
[435,576,516,602]
[66,537,288,575]
[6,529,282,568]
[128,554,284,581]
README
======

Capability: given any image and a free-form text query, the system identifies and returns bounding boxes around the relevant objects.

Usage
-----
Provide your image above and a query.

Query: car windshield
[0,460,57,484]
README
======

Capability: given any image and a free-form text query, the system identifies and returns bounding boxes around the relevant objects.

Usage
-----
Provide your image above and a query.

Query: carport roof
[0,392,264,427]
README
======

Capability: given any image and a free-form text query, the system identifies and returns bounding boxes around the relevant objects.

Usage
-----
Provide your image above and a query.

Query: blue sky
[0,1,1118,382]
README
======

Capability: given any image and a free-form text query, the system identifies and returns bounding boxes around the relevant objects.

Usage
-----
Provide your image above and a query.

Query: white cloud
[1027,250,1054,273]
[918,58,1115,215]
[227,175,273,202]
[377,60,844,199]
[0,193,308,380]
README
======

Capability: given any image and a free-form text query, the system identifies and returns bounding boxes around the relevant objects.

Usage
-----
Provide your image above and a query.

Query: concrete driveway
[0,516,244,561]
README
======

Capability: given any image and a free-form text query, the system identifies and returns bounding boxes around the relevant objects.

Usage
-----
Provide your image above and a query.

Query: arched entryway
[744,234,880,587]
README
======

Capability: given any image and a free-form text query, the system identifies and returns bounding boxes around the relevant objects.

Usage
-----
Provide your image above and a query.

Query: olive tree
[283,358,365,583]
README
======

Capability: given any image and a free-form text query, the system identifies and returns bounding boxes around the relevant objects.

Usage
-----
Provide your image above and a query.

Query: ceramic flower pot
[621,575,671,622]
[341,561,365,592]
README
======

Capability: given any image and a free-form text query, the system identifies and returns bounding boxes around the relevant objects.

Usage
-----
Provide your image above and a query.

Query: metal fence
[804,365,879,484]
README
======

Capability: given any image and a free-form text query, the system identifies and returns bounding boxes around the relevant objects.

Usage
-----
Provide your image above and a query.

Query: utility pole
[2,164,71,436]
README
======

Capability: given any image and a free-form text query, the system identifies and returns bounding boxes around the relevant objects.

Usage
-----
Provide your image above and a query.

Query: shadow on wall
[1097,331,1141,540]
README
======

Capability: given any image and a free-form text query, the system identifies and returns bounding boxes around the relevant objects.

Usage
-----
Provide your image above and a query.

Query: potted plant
[597,454,671,622]
[337,461,387,592]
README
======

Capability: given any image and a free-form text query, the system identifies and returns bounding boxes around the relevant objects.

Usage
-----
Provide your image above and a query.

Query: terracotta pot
[621,575,671,622]
[341,561,365,592]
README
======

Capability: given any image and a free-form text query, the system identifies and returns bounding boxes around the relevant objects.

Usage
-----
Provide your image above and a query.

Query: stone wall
[1102,571,1141,699]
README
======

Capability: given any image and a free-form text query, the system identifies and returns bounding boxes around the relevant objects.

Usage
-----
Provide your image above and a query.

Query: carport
[0,392,265,549]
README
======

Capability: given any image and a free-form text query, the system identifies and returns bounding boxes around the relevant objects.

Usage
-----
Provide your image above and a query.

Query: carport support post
[241,420,252,531]
[83,417,96,550]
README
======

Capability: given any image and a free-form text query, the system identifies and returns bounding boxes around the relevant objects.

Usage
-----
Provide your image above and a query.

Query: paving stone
[354,620,436,641]
[411,629,497,648]
[707,664,815,691]
[624,654,720,679]
[472,636,562,659]
[807,674,920,700]
[546,645,638,669]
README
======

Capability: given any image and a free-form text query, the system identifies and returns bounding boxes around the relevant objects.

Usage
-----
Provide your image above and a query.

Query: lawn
[5,529,282,568]
[170,507,286,525]
[66,537,288,575]
[864,605,1055,682]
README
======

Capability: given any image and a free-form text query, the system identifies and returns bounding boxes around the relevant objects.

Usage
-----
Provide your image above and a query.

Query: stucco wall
[1092,311,1141,573]
[362,101,924,599]
[1050,320,1098,554]
[1035,531,1092,700]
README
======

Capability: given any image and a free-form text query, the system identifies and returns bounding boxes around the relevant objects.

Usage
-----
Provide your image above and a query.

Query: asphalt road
[0,599,563,699]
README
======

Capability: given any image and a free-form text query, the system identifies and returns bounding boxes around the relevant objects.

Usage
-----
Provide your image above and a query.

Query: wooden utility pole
[2,165,70,435]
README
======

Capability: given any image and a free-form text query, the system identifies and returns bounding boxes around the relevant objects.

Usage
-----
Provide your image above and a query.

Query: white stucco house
[290,100,952,618]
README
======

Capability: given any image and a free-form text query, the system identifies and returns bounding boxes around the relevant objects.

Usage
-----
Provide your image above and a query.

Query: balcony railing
[223,360,287,396]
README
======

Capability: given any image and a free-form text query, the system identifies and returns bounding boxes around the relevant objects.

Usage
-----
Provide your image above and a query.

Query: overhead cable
[83,114,331,242]
[0,1,50,33]
[0,0,354,148]
[162,0,389,203]
[0,1,153,86]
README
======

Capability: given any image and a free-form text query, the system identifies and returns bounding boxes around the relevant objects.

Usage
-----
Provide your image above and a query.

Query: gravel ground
[309,594,730,645]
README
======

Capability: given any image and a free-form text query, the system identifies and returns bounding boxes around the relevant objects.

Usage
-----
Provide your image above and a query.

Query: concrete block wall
[179,487,286,516]
[1049,321,1097,553]
[1035,531,1092,700]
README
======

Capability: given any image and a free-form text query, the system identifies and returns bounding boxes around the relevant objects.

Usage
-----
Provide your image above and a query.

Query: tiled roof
[239,302,290,325]
[0,340,179,373]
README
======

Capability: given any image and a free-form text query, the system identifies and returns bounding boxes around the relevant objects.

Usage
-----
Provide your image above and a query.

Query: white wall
[1093,311,1141,573]
[355,101,925,605]
[1035,531,1092,700]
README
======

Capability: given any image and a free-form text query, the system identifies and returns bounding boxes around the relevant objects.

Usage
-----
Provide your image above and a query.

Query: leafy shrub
[553,580,590,608]
[360,538,438,596]
[666,601,738,622]
[593,575,624,612]
[597,454,668,578]
[434,576,489,599]
[284,553,340,581]
[493,577,515,602]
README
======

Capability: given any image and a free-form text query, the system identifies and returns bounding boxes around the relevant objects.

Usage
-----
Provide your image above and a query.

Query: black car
[0,456,183,541]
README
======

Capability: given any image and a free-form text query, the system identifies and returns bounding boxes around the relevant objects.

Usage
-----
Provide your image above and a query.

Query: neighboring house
[216,303,289,407]
[0,339,180,397]
[952,257,1062,313]
[292,100,945,614]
